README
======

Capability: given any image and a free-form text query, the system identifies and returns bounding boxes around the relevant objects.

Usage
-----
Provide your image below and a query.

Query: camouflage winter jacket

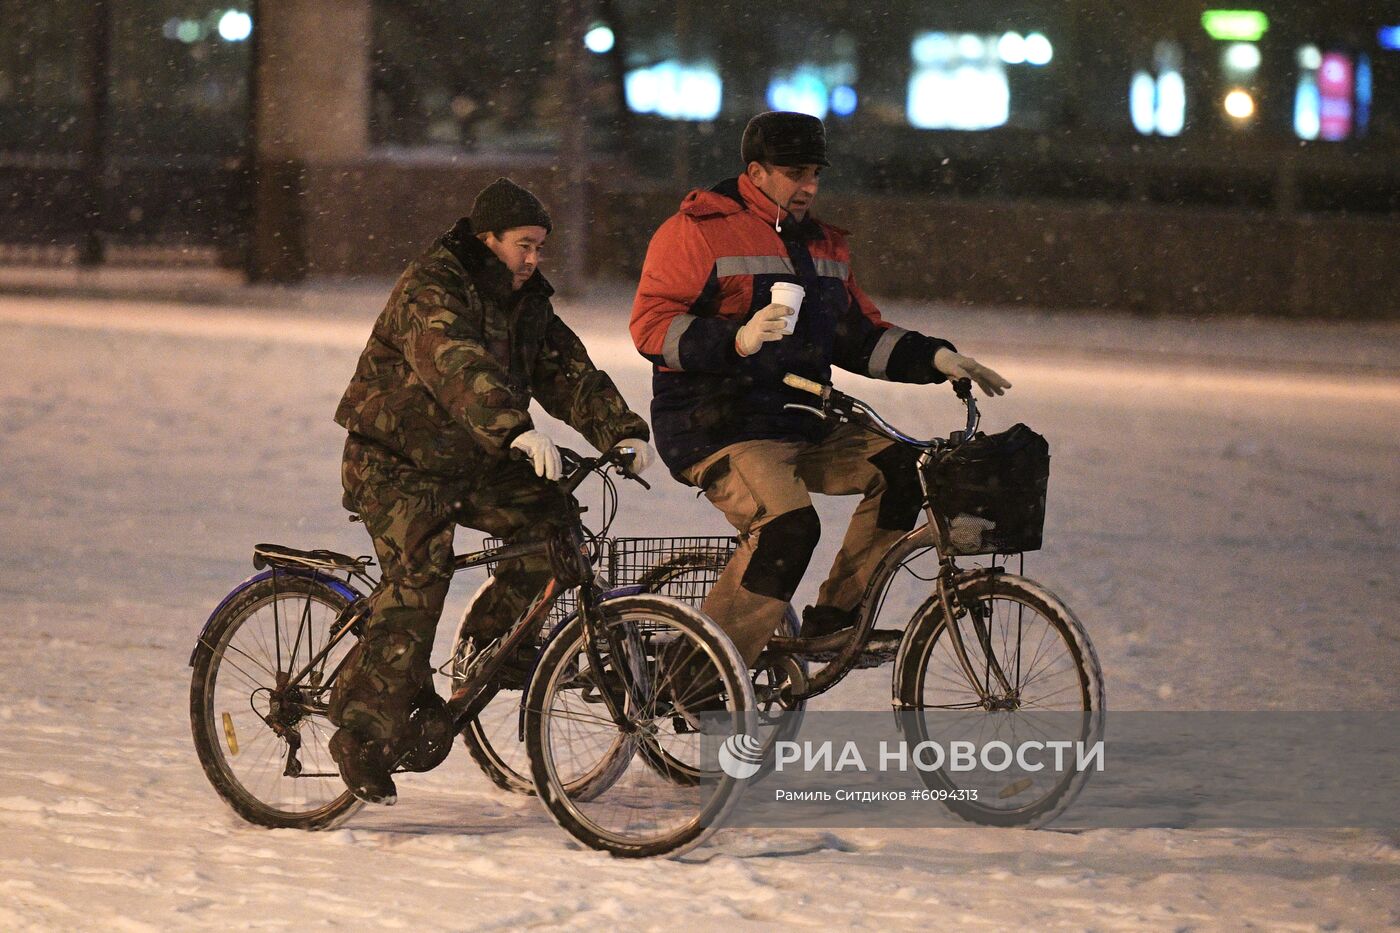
[335,219,649,475]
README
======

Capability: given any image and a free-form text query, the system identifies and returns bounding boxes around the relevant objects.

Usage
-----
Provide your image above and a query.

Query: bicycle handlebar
[557,445,651,495]
[781,372,981,447]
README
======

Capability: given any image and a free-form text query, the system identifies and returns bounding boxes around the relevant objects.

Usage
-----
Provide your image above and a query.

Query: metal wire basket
[483,535,737,626]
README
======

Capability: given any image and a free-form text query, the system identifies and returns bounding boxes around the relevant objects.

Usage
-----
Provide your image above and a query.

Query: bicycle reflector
[222,712,240,756]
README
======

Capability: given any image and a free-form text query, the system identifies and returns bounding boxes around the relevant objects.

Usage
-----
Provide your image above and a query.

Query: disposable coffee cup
[770,282,805,335]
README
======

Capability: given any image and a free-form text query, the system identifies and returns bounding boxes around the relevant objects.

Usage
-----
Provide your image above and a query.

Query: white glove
[934,348,1012,397]
[611,438,655,475]
[735,303,791,356]
[509,429,562,481]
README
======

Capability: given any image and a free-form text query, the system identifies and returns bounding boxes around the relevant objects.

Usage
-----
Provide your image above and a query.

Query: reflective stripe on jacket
[630,174,952,480]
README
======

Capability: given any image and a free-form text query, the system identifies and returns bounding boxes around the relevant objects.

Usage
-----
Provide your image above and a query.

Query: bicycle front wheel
[189,573,364,829]
[894,573,1104,828]
[525,595,756,858]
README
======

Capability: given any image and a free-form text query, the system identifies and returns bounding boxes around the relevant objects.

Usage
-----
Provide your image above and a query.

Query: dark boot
[658,638,726,729]
[462,634,537,691]
[496,641,538,691]
[801,604,857,639]
[328,728,399,805]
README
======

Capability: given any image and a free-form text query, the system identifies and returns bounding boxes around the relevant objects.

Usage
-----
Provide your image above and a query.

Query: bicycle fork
[936,570,1019,708]
[578,595,653,734]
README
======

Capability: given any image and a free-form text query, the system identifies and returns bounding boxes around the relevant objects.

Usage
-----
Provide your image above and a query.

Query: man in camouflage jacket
[328,178,652,804]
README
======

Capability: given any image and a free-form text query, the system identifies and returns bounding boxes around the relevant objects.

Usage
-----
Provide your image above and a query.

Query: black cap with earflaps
[740,111,830,167]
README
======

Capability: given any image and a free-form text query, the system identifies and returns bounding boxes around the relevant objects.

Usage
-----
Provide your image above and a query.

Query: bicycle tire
[189,573,364,830]
[525,594,756,858]
[894,573,1105,829]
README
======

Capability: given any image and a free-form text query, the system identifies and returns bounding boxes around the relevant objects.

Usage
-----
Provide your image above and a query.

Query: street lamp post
[81,0,111,267]
[558,0,590,295]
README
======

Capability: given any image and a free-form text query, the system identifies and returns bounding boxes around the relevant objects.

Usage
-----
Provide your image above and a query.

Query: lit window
[584,25,614,55]
[767,68,830,119]
[1317,52,1353,141]
[1294,72,1320,140]
[1023,33,1053,66]
[1131,41,1185,137]
[1130,72,1156,135]
[1223,88,1255,120]
[958,34,987,60]
[1224,42,1260,74]
[907,31,1054,130]
[830,85,858,117]
[1355,54,1372,137]
[624,61,722,121]
[217,10,252,43]
[908,65,1009,130]
[997,32,1026,65]
[1156,71,1185,136]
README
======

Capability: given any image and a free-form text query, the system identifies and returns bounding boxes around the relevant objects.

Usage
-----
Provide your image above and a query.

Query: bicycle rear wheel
[189,573,364,829]
[895,573,1104,828]
[639,604,804,786]
[525,595,755,858]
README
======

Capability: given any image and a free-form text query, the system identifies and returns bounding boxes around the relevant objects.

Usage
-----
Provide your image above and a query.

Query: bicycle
[735,373,1105,828]
[457,376,1103,829]
[188,446,760,858]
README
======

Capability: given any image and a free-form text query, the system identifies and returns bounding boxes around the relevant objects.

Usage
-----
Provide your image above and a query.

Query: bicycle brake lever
[606,447,652,490]
[783,402,826,419]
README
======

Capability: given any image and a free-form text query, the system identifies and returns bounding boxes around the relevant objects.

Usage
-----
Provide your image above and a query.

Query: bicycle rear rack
[253,543,374,575]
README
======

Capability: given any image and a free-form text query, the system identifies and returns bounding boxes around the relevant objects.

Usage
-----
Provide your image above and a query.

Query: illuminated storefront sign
[1318,53,1354,141]
[1201,10,1269,42]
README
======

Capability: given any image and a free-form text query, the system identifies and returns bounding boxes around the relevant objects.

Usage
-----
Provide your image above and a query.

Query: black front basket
[924,423,1050,556]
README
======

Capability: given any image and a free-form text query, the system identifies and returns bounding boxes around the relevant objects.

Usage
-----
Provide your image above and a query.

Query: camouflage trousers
[328,435,573,744]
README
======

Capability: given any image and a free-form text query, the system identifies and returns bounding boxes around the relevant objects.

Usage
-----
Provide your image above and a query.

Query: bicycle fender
[188,568,363,667]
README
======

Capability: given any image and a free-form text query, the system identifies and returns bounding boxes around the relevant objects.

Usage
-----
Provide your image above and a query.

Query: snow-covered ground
[2,284,1398,930]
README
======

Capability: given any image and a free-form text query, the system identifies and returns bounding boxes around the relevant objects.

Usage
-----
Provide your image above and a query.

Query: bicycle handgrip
[783,373,825,396]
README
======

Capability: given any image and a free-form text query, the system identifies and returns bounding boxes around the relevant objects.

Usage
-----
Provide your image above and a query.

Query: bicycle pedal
[805,629,903,667]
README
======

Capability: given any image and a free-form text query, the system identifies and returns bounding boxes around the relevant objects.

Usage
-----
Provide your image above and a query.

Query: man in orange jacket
[630,111,1010,665]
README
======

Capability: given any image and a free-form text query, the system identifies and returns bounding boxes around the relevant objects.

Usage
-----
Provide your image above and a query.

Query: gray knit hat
[470,177,552,234]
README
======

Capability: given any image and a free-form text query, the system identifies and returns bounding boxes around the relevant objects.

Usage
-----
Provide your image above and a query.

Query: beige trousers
[682,423,917,665]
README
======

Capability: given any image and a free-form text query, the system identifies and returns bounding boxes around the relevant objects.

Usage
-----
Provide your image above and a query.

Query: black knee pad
[869,443,923,531]
[741,505,820,601]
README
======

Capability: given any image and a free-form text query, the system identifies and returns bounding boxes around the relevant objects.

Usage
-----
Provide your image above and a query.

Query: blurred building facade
[1,0,1398,316]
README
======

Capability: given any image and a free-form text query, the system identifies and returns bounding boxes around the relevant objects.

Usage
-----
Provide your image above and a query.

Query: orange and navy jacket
[630,173,953,479]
